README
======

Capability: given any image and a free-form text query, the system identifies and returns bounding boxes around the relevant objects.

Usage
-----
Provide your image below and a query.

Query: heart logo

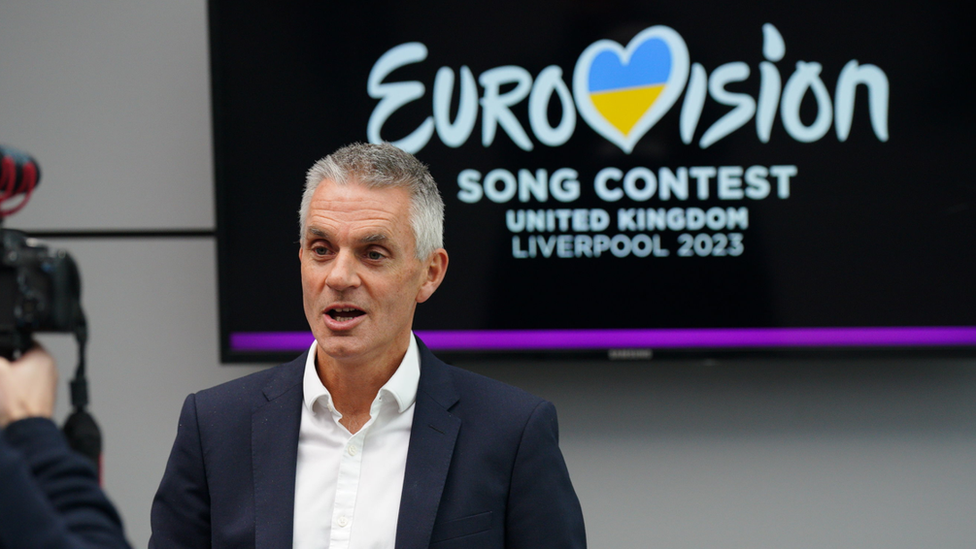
[573,26,689,153]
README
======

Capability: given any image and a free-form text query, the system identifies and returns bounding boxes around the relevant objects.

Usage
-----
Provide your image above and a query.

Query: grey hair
[300,142,444,260]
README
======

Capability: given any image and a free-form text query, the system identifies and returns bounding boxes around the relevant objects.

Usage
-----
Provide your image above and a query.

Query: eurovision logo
[367,24,889,154]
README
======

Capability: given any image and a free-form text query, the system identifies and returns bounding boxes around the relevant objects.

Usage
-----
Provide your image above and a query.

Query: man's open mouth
[327,307,365,322]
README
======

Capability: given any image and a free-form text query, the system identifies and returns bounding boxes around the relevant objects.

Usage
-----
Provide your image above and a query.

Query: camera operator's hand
[0,346,57,427]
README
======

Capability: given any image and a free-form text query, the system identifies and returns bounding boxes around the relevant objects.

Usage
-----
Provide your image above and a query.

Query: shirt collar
[302,334,421,416]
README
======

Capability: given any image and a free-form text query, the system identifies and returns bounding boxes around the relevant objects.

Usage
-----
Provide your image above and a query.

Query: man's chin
[314,335,366,361]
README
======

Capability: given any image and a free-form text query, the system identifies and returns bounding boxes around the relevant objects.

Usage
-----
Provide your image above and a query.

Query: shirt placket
[329,424,368,549]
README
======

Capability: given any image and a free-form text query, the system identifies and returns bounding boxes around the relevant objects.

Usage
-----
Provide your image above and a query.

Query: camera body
[0,229,84,358]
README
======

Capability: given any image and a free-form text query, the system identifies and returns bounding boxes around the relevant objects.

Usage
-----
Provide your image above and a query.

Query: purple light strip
[230,327,976,352]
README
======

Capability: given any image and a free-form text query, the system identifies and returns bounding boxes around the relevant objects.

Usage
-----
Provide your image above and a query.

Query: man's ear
[416,248,449,303]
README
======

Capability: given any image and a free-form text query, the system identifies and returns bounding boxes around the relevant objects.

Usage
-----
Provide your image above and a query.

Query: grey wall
[2,2,974,548]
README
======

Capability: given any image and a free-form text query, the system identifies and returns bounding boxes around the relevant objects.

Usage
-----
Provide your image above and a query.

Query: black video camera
[0,145,85,358]
[0,229,85,358]
[0,145,96,467]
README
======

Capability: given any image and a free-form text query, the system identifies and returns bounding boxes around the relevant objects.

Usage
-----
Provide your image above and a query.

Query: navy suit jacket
[150,340,585,548]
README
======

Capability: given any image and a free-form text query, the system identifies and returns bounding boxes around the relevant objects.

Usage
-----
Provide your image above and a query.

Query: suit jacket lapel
[252,352,306,549]
[395,341,461,549]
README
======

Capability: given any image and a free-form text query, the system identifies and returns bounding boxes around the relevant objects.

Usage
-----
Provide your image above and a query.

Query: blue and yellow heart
[586,38,673,136]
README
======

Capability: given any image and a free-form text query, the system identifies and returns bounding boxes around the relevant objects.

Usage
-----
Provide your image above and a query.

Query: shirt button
[337,516,349,528]
[348,445,359,456]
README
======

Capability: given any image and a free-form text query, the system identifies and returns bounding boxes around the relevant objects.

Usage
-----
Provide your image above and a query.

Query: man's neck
[315,343,408,433]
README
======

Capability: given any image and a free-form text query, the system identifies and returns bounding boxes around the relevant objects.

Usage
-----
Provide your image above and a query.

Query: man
[0,346,130,549]
[150,143,585,548]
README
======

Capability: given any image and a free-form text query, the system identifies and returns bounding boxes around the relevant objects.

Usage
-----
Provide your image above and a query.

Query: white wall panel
[0,1,214,230]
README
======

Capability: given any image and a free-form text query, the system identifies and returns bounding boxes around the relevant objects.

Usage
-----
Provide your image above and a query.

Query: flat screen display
[210,0,975,362]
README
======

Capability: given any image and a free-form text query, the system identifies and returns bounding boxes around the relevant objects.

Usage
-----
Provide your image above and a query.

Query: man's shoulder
[191,351,307,410]
[419,347,549,419]
[418,351,564,459]
[446,363,543,405]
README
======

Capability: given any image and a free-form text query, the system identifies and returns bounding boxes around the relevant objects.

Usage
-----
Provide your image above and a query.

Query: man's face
[300,179,446,368]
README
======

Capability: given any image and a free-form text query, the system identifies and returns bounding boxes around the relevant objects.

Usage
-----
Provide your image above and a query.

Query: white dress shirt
[293,336,420,549]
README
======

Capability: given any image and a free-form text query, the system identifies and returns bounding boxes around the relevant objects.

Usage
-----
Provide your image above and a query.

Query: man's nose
[325,250,361,290]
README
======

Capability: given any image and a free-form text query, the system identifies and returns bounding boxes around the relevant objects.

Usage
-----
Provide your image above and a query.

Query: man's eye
[313,246,330,256]
[366,251,385,260]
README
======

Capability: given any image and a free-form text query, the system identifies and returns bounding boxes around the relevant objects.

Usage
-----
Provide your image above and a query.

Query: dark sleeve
[505,401,586,549]
[149,393,212,549]
[0,417,131,549]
